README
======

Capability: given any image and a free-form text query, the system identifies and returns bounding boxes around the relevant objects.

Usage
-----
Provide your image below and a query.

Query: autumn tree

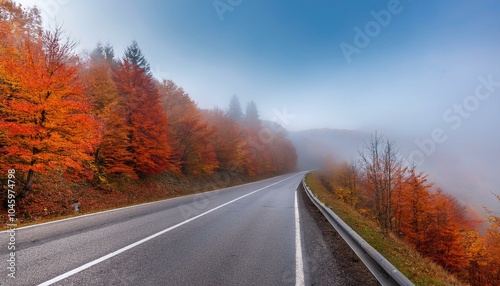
[113,41,172,176]
[84,42,118,116]
[159,80,217,175]
[0,1,99,196]
[359,132,403,234]
[0,1,41,160]
[81,43,136,178]
[392,167,432,248]
[268,134,297,174]
[480,193,500,284]
[462,230,488,285]
[237,100,267,174]
[421,191,470,273]
[205,108,248,173]
[330,160,360,207]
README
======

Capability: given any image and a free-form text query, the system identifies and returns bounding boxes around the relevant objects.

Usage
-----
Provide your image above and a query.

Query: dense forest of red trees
[319,133,500,285]
[0,1,297,213]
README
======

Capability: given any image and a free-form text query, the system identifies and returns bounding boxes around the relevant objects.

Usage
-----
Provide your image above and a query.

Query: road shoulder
[298,183,379,286]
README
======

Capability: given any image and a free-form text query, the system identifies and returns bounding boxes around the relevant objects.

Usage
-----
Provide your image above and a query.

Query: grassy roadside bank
[2,171,275,230]
[304,172,464,286]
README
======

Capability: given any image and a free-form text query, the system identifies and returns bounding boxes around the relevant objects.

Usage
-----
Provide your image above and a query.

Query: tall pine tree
[228,95,243,121]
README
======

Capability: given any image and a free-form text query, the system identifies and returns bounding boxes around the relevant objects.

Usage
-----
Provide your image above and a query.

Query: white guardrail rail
[302,178,414,286]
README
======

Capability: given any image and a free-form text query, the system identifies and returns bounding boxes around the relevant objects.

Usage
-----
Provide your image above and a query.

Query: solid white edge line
[295,188,305,286]
[37,174,298,286]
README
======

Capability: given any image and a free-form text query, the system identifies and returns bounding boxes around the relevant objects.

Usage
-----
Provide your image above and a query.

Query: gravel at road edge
[299,184,380,286]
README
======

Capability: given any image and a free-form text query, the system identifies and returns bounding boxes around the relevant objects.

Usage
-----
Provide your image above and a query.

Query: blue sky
[19,0,499,131]
[15,0,500,210]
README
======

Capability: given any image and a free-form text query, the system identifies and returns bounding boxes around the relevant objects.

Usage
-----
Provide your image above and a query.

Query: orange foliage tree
[0,1,98,196]
[420,191,470,273]
[480,193,500,284]
[204,108,249,173]
[225,97,297,176]
[159,80,217,175]
[240,101,273,175]
[81,43,136,178]
[323,160,361,207]
[392,168,432,249]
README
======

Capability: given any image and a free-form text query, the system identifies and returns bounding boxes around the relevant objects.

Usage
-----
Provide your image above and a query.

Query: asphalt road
[0,173,311,285]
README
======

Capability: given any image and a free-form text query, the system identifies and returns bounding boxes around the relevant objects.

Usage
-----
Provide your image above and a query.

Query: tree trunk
[21,169,35,198]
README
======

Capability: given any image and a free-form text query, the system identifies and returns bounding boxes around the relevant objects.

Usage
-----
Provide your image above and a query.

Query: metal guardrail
[302,178,414,286]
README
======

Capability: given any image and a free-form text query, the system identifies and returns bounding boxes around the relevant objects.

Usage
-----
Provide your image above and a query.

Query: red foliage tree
[204,108,249,173]
[112,42,172,176]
